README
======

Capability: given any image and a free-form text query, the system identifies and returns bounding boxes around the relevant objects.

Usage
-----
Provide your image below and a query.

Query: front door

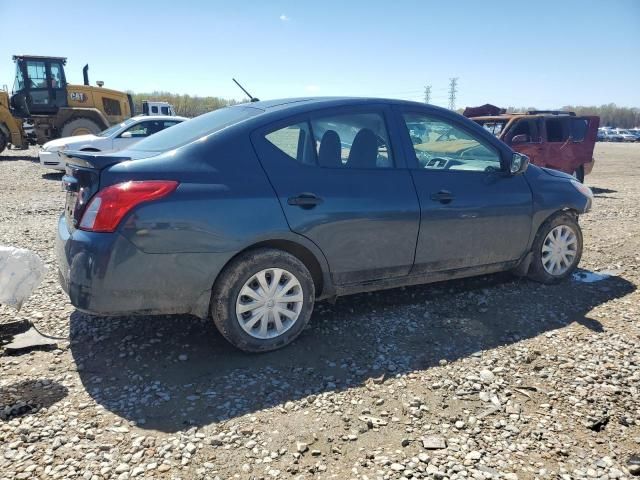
[252,106,420,285]
[397,109,533,273]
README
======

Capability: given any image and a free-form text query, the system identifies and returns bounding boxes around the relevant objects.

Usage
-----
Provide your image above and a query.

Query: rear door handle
[287,193,323,208]
[430,190,455,203]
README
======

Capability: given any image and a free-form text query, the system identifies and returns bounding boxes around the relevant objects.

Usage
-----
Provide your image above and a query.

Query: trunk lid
[61,151,132,231]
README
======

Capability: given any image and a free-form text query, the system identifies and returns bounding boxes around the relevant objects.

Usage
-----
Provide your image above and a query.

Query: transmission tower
[448,77,458,110]
[424,85,432,104]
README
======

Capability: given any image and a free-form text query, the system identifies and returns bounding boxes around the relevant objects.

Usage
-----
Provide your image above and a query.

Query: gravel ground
[1,144,639,480]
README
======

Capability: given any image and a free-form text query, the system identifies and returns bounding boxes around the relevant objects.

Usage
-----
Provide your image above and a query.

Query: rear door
[542,116,574,174]
[569,116,599,169]
[251,105,420,285]
[396,108,532,273]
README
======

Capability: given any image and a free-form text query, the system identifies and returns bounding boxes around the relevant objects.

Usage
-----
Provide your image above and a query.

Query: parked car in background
[466,108,599,183]
[613,129,639,142]
[39,115,186,170]
[57,98,593,352]
[599,129,624,142]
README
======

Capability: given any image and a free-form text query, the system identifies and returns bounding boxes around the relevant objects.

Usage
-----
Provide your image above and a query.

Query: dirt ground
[1,143,639,480]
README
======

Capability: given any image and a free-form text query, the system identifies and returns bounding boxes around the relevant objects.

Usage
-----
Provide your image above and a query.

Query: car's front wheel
[528,213,583,284]
[211,248,315,352]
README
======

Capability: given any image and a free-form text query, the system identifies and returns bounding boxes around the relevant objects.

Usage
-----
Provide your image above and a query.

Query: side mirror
[120,131,133,138]
[511,134,529,144]
[510,152,529,175]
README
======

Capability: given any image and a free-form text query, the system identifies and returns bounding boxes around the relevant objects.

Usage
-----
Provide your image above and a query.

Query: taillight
[79,180,178,232]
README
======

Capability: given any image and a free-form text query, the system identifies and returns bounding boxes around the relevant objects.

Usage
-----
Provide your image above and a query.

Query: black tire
[527,212,583,284]
[572,165,585,183]
[61,118,101,137]
[211,248,315,352]
[0,132,6,155]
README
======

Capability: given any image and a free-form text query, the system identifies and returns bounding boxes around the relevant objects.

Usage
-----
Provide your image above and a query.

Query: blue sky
[1,0,638,109]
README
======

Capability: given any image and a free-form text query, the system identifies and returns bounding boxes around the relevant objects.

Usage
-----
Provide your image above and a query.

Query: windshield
[130,106,263,152]
[474,119,507,136]
[98,118,138,137]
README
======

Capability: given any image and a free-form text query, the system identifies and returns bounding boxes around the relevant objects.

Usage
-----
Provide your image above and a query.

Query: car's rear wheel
[211,248,315,352]
[527,213,583,284]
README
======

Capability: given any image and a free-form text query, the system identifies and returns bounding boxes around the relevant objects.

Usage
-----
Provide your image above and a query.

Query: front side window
[402,113,501,172]
[122,121,156,138]
[311,112,393,168]
[26,61,47,88]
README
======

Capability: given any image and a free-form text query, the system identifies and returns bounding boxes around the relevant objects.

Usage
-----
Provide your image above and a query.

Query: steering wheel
[425,157,450,169]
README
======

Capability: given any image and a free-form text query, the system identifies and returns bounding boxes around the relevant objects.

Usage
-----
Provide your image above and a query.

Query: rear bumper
[56,215,229,318]
[39,150,64,170]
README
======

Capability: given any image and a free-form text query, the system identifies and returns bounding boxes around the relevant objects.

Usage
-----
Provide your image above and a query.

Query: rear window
[130,106,263,152]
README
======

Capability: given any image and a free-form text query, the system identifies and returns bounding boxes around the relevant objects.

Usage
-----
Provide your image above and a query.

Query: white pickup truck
[142,101,176,116]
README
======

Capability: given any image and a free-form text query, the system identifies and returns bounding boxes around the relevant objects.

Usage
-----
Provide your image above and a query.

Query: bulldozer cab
[11,55,68,117]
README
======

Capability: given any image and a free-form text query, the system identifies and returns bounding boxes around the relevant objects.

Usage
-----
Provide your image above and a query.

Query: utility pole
[448,77,458,110]
[424,85,431,104]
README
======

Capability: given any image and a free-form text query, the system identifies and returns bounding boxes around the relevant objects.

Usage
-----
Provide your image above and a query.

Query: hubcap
[541,225,578,275]
[235,268,304,340]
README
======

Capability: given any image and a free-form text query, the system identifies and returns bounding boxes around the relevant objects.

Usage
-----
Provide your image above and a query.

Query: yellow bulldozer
[0,55,133,154]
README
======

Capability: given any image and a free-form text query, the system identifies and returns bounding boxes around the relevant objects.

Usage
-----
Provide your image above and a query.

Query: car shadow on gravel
[69,271,635,433]
[0,379,68,420]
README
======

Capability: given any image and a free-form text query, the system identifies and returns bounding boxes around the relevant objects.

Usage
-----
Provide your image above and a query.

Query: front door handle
[288,193,323,208]
[430,190,455,203]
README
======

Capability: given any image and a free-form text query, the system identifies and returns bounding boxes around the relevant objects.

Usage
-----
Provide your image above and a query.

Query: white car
[39,115,187,170]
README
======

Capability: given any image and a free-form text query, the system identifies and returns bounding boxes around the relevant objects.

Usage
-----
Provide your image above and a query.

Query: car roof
[228,97,456,125]
[246,96,442,111]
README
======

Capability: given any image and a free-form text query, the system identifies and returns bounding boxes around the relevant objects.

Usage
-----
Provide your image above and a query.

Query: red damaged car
[465,105,599,182]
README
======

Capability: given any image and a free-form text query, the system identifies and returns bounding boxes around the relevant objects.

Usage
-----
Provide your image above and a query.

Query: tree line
[506,104,639,128]
[131,93,639,128]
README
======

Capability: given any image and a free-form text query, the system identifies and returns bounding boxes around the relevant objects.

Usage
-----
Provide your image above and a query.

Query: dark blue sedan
[57,98,593,352]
